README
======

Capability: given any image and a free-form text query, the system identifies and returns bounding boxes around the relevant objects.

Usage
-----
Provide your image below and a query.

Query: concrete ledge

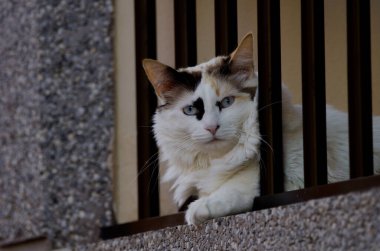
[0,236,51,251]
[76,187,380,250]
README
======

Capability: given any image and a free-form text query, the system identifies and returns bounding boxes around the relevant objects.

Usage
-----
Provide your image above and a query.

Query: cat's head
[143,33,258,156]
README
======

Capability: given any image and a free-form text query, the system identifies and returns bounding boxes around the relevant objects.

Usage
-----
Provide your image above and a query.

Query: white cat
[142,33,380,225]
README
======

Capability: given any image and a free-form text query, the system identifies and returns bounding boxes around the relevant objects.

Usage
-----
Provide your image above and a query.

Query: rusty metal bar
[134,0,160,219]
[346,0,374,178]
[214,0,237,55]
[257,0,284,195]
[174,0,197,67]
[301,0,328,187]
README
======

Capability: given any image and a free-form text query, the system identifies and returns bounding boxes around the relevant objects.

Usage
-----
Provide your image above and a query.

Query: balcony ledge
[75,186,380,250]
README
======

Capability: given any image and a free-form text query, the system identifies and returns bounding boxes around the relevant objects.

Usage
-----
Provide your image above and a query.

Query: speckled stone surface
[0,0,114,248]
[0,0,44,243]
[77,188,380,251]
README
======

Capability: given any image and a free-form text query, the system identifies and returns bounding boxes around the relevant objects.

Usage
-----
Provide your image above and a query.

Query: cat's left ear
[229,33,254,79]
[142,59,179,99]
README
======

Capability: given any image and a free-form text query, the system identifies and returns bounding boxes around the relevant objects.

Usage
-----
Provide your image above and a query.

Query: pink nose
[205,125,220,135]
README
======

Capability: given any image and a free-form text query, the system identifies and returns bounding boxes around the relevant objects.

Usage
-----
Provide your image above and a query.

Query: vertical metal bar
[135,0,160,219]
[301,0,328,187]
[347,0,374,178]
[257,0,284,195]
[214,0,237,55]
[174,0,197,68]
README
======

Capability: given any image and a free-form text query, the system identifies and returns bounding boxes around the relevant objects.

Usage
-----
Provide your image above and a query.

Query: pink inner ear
[157,81,176,97]
[143,59,180,98]
[229,33,254,74]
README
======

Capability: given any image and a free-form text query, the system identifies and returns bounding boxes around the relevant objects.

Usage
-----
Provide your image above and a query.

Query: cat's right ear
[142,59,178,99]
[229,33,254,77]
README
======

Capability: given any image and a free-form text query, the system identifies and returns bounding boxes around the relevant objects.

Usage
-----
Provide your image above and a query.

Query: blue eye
[183,105,199,116]
[220,96,235,108]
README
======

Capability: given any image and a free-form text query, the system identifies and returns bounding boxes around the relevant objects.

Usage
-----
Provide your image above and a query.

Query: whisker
[235,127,272,151]
[140,152,159,173]
[258,100,284,112]
[148,160,161,195]
[259,157,266,171]
[259,137,274,153]
[119,151,161,200]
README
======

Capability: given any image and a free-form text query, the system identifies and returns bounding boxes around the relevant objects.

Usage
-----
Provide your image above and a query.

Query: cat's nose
[205,125,220,135]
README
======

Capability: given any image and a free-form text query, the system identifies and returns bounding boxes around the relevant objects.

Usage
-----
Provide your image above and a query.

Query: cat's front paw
[185,198,211,225]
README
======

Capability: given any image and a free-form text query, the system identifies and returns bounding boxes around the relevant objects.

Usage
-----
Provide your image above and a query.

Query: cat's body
[282,95,380,190]
[143,33,380,225]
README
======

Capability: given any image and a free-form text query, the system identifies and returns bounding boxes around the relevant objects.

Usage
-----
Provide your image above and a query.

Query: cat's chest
[164,139,234,169]
[172,151,211,170]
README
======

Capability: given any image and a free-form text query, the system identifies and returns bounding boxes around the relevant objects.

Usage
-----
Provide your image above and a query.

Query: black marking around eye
[216,101,222,111]
[192,97,205,120]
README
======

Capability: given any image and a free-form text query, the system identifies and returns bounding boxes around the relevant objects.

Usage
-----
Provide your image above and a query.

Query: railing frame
[301,0,328,187]
[257,0,284,195]
[102,0,379,239]
[134,0,160,219]
[347,0,374,178]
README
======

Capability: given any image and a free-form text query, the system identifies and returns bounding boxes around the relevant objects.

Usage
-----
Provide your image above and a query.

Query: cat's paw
[185,198,211,225]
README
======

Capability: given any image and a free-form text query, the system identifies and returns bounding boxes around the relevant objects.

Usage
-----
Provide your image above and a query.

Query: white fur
[282,87,380,190]
[153,56,380,225]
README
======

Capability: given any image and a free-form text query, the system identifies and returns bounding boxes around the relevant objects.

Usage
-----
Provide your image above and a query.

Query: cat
[142,33,380,225]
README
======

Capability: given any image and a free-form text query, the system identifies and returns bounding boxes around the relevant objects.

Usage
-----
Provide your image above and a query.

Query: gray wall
[0,0,114,248]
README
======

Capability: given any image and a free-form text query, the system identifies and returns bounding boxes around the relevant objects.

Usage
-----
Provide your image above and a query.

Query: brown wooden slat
[135,0,160,219]
[301,0,328,187]
[214,0,237,55]
[174,0,197,68]
[254,175,380,211]
[0,236,49,248]
[346,0,374,178]
[257,0,284,195]
[101,213,185,239]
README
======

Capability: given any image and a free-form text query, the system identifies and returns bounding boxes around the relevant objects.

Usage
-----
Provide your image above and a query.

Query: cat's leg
[185,164,260,225]
[171,169,207,206]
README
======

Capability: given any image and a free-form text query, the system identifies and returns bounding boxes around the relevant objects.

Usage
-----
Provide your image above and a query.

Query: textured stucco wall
[77,187,380,251]
[0,0,45,242]
[0,0,114,248]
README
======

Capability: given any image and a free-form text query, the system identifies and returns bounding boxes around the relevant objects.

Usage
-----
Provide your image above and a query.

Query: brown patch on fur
[206,56,231,77]
[143,59,202,103]
[240,87,257,100]
[233,87,257,103]
[178,70,202,89]
[206,33,254,87]
[208,77,220,96]
[235,94,251,102]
